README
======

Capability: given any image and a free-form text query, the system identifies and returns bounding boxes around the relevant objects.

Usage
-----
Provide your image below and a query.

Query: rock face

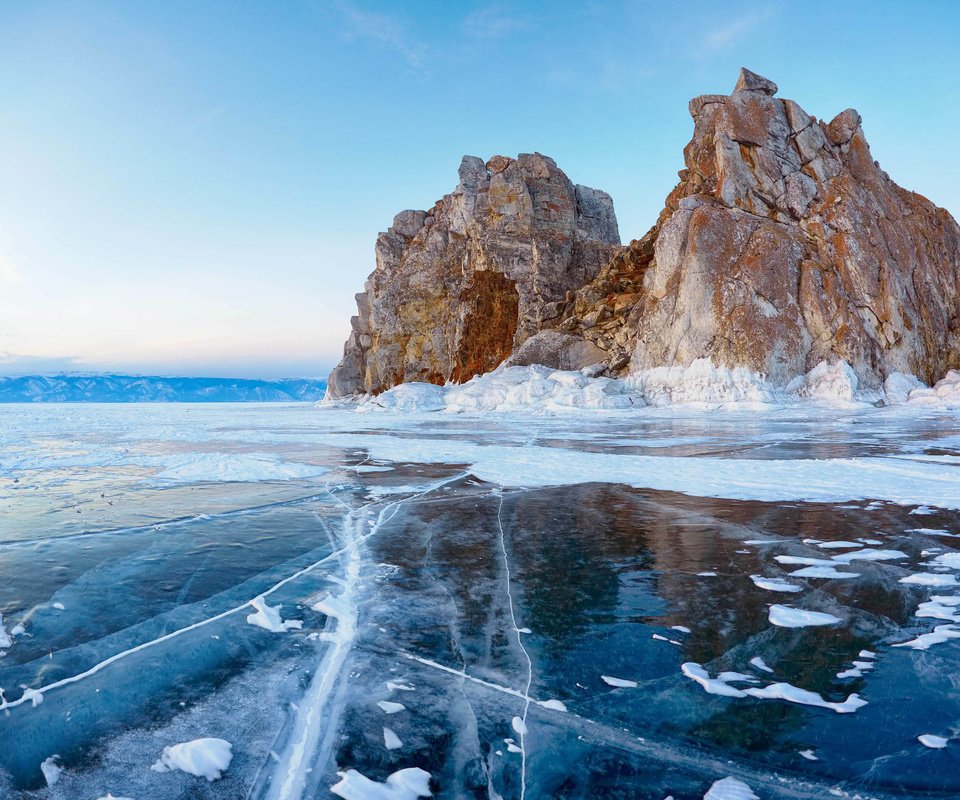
[327,153,620,397]
[552,68,960,387]
[331,70,960,396]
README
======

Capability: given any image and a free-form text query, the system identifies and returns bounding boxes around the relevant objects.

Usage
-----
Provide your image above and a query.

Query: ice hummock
[334,357,950,414]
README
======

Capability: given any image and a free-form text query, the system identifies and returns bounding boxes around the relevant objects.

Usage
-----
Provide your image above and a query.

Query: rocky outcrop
[327,153,620,397]
[550,69,960,388]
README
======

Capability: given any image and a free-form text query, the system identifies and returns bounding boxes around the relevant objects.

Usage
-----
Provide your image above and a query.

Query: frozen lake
[2,402,960,799]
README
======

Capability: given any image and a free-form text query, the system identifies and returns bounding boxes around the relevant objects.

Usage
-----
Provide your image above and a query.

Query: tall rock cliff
[327,153,620,397]
[553,68,960,387]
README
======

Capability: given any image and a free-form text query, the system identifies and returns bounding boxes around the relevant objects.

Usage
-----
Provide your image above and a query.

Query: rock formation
[550,68,960,388]
[330,70,960,396]
[327,153,620,397]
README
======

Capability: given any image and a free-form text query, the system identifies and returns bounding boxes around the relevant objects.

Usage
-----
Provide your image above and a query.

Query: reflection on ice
[1,402,960,797]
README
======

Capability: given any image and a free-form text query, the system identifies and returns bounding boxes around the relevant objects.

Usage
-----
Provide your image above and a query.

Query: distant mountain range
[0,375,328,403]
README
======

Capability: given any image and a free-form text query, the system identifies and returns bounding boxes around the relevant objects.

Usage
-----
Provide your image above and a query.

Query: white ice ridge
[312,432,960,511]
[264,474,467,800]
[768,605,842,628]
[330,767,432,800]
[0,477,462,717]
[495,489,533,800]
[402,652,567,716]
[703,776,759,799]
[681,662,866,713]
[150,738,233,781]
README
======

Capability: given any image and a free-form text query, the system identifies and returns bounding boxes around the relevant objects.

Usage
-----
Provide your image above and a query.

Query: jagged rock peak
[733,67,777,96]
[326,153,621,397]
[550,70,960,390]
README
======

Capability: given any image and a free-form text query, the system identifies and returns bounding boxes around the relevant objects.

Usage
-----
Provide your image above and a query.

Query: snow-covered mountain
[0,375,327,402]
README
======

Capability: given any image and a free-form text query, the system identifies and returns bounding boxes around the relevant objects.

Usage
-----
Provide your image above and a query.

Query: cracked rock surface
[327,153,620,397]
[553,68,960,387]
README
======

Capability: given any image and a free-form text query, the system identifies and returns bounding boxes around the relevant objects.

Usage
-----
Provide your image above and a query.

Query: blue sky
[1,1,958,378]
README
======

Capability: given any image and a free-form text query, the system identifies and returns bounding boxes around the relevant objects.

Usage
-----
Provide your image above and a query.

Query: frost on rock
[768,605,842,628]
[331,767,432,800]
[703,776,759,799]
[246,596,303,632]
[150,738,233,781]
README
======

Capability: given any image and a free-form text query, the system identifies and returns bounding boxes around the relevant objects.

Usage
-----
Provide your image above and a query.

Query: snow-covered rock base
[326,359,960,414]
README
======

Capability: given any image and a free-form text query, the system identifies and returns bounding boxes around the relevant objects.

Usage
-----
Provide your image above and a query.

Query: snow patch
[601,675,637,688]
[703,776,759,799]
[40,755,62,787]
[150,738,233,781]
[750,575,802,593]
[768,605,842,628]
[331,767,432,800]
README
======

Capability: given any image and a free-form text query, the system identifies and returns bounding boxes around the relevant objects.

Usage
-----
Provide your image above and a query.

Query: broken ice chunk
[246,597,303,632]
[377,700,406,714]
[750,575,802,593]
[383,727,403,750]
[918,734,949,749]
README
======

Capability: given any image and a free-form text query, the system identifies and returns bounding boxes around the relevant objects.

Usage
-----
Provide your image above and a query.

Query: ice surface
[4,402,960,798]
[155,453,328,483]
[703,776,759,799]
[150,738,233,781]
[330,767,432,800]
[768,605,842,628]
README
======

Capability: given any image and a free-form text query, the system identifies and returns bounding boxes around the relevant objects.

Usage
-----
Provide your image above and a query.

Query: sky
[1,1,958,379]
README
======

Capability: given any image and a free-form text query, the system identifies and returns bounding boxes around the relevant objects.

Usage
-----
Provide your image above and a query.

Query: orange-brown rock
[558,68,960,387]
[327,154,620,397]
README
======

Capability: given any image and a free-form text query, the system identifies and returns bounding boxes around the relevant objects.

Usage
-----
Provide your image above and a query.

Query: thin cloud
[462,5,532,39]
[700,7,776,54]
[331,0,426,70]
